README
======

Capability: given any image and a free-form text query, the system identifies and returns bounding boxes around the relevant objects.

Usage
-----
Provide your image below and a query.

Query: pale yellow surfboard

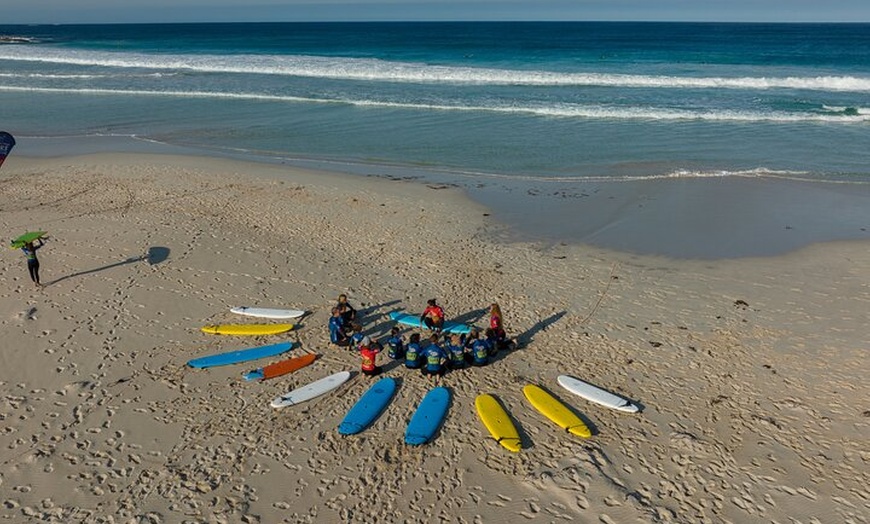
[201,323,294,336]
[475,393,522,452]
[523,384,591,438]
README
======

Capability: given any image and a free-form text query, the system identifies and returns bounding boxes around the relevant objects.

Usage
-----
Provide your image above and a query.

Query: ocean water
[1,22,869,257]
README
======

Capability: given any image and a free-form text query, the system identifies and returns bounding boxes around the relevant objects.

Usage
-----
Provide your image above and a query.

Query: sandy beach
[0,153,867,523]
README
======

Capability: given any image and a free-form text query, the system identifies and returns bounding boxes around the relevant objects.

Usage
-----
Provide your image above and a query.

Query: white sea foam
[0,72,161,80]
[343,164,837,184]
[821,105,870,115]
[3,84,869,124]
[2,46,870,92]
[621,168,866,184]
[433,167,865,185]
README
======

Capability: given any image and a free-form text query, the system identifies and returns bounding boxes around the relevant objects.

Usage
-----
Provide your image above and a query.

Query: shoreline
[12,136,870,259]
[1,153,867,522]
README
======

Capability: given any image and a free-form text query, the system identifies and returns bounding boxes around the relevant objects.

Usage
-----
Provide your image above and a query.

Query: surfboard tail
[496,436,522,452]
[338,422,364,435]
[567,424,592,438]
[405,434,428,446]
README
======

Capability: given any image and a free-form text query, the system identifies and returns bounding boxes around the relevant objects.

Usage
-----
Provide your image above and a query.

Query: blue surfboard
[187,341,294,369]
[338,377,397,435]
[389,311,471,335]
[405,386,451,445]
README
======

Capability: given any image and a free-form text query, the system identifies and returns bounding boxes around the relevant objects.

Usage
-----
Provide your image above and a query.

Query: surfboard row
[189,308,308,377]
[186,316,638,450]
[477,375,642,451]
[269,372,639,450]
[196,306,307,337]
[269,374,449,445]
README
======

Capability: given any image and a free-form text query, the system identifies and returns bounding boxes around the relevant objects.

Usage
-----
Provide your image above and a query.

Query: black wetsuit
[22,240,43,284]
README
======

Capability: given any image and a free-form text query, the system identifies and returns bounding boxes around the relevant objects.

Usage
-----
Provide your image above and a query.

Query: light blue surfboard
[187,341,294,369]
[405,386,451,445]
[389,311,471,335]
[338,377,397,435]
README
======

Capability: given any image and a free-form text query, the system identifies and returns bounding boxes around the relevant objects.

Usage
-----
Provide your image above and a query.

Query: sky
[2,0,870,25]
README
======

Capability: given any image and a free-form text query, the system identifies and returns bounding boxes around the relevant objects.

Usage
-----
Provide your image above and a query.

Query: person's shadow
[514,311,567,349]
[452,307,488,326]
[358,299,402,323]
[44,246,170,286]
[147,246,170,265]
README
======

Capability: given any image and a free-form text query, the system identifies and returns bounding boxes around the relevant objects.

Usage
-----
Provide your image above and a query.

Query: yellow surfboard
[201,323,294,336]
[475,394,522,452]
[523,384,591,438]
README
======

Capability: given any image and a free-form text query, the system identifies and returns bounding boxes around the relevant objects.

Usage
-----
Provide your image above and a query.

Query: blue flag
[0,131,15,169]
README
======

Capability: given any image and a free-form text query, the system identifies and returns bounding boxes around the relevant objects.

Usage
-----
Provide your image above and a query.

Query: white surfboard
[557,375,639,413]
[271,371,351,409]
[231,306,306,319]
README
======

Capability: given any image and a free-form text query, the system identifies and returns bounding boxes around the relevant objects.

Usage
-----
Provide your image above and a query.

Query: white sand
[0,154,867,523]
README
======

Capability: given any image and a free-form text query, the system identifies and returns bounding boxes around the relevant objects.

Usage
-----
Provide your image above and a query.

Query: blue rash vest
[423,344,447,372]
[405,342,422,369]
[471,338,492,365]
[21,239,42,263]
[446,343,466,365]
[387,334,405,359]
[328,316,345,344]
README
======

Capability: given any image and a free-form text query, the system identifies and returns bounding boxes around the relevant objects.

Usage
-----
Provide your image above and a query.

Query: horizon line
[3,19,870,26]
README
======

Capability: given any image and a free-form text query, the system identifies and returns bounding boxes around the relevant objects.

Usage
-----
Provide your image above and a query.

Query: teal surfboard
[338,377,397,435]
[187,341,294,369]
[405,386,451,445]
[389,311,471,334]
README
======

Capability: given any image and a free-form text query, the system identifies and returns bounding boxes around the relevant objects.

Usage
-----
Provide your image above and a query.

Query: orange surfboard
[244,353,317,381]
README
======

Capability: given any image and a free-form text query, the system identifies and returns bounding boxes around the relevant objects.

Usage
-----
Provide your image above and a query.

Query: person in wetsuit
[21,238,45,287]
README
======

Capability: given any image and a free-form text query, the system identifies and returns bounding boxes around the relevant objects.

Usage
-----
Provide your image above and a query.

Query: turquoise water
[1,22,869,256]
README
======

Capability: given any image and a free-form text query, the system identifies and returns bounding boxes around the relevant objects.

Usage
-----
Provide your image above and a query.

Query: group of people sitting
[327,295,512,379]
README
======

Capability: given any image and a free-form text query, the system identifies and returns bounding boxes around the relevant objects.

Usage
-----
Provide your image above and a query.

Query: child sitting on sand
[386,326,405,360]
[445,333,469,370]
[484,328,506,353]
[329,307,349,347]
[359,336,382,377]
[404,333,423,369]
[337,294,357,326]
[467,328,492,366]
[349,322,365,350]
[488,302,508,347]
[421,334,448,380]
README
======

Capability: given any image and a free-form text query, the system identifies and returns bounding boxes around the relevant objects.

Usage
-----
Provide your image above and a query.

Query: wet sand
[468,174,870,258]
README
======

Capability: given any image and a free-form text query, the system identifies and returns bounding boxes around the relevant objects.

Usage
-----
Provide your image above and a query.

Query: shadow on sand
[44,255,145,287]
[358,299,402,323]
[514,311,568,349]
[147,246,170,265]
[452,307,488,327]
[44,245,171,287]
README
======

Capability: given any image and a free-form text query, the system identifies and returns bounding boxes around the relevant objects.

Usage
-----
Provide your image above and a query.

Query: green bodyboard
[10,231,47,249]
